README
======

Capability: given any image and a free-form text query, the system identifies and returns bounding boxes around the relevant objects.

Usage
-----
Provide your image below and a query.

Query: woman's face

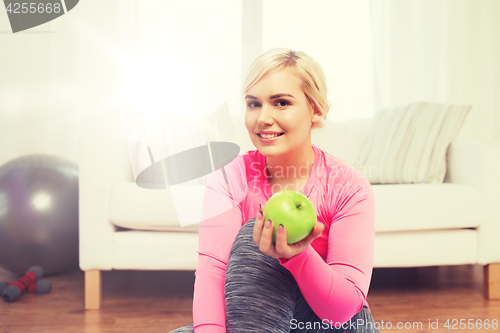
[244,68,321,158]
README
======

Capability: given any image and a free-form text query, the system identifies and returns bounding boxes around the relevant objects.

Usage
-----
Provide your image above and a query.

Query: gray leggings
[170,218,379,333]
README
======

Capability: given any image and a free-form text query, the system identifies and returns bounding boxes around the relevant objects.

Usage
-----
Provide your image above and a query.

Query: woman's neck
[265,143,315,184]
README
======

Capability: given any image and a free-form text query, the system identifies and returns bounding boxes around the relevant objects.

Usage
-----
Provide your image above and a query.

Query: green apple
[263,190,317,245]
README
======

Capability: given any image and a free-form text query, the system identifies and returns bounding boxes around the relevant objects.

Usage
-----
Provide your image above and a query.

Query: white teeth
[260,133,281,139]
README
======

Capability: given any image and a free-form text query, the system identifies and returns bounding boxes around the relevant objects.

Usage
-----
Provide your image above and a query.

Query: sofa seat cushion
[109,182,202,232]
[373,183,482,232]
[374,229,477,267]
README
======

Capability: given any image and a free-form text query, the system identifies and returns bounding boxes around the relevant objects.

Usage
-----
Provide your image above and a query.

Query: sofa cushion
[109,182,482,233]
[355,102,471,184]
[109,182,202,232]
[374,229,477,267]
[373,183,482,232]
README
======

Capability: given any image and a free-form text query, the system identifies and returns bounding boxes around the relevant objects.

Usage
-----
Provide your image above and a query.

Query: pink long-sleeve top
[193,144,375,332]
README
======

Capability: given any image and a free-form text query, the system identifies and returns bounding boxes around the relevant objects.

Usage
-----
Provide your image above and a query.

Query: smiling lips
[257,132,284,143]
[257,132,284,139]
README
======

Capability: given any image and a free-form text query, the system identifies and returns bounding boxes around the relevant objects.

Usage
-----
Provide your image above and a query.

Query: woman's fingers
[253,204,265,246]
[314,222,326,237]
[253,206,325,260]
[258,219,275,253]
[274,224,289,254]
[300,223,325,245]
[287,223,323,251]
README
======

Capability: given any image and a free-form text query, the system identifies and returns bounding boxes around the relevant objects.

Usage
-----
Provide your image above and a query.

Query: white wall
[0,0,242,166]
[371,0,500,141]
[262,0,375,122]
[0,1,136,165]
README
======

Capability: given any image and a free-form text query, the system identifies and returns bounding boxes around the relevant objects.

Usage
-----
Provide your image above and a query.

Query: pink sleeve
[192,162,246,333]
[278,173,375,324]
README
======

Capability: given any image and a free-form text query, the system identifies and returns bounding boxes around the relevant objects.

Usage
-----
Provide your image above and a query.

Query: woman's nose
[257,103,274,126]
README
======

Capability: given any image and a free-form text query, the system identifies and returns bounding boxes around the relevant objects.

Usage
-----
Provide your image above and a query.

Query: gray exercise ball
[0,155,79,276]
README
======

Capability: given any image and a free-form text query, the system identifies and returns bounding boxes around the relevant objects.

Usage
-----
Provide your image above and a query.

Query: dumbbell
[1,265,51,302]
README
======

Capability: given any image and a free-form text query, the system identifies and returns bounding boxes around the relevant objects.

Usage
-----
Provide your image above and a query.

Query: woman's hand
[253,204,325,261]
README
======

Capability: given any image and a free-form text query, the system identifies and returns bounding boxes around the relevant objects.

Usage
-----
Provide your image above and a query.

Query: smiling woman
[242,49,331,195]
[170,48,378,333]
[244,67,321,191]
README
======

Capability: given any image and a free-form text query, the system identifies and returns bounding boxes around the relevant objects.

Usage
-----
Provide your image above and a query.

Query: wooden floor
[0,265,499,332]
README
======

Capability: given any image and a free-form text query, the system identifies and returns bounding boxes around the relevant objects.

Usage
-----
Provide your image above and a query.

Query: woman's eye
[276,100,290,107]
[247,101,261,108]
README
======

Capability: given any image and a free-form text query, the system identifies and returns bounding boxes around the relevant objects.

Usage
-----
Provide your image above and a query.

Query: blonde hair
[242,48,330,129]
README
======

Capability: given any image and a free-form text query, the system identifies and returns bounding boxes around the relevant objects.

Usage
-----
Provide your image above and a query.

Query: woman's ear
[310,104,322,124]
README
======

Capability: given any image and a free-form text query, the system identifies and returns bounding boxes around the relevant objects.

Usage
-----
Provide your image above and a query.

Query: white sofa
[79,115,500,310]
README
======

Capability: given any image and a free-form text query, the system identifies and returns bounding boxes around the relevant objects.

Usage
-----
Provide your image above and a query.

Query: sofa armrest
[445,139,500,264]
[79,136,134,271]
